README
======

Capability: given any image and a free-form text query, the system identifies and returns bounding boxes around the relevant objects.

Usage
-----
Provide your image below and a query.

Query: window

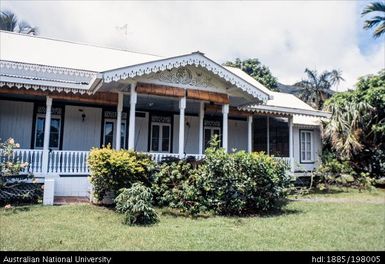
[300,130,313,162]
[34,115,61,149]
[150,115,172,153]
[103,119,126,148]
[150,123,171,152]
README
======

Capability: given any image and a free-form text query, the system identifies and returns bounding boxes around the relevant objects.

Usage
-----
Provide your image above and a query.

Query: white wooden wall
[228,119,248,152]
[62,105,102,151]
[0,100,33,148]
[173,115,200,154]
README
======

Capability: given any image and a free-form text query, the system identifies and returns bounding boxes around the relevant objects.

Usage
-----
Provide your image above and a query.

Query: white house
[0,31,330,200]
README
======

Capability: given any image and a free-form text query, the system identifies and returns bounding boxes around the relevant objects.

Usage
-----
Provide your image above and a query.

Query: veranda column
[178,96,186,158]
[222,104,229,152]
[128,83,137,150]
[247,115,253,153]
[42,96,52,174]
[198,102,204,155]
[266,116,270,155]
[288,115,294,173]
[115,92,123,150]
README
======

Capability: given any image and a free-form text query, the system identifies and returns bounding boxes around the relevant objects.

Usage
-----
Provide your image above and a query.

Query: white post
[43,178,55,205]
[222,104,229,152]
[115,92,123,150]
[198,102,204,155]
[288,115,294,173]
[247,115,253,153]
[128,83,137,150]
[179,96,186,158]
[42,96,52,174]
[266,116,270,155]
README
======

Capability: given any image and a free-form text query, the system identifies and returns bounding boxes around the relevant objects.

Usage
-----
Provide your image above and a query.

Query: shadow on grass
[157,205,303,220]
[1,205,32,216]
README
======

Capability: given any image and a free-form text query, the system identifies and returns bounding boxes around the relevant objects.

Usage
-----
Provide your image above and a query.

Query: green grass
[1,190,384,251]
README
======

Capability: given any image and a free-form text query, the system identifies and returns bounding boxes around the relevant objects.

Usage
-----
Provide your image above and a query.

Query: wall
[173,115,200,154]
[54,176,91,197]
[228,119,248,152]
[0,100,33,148]
[293,126,322,172]
[62,105,102,151]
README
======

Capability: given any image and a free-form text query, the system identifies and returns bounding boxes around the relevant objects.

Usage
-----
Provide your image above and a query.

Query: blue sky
[1,0,384,91]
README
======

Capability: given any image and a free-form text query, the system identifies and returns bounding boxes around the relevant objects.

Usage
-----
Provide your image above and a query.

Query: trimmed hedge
[88,147,155,202]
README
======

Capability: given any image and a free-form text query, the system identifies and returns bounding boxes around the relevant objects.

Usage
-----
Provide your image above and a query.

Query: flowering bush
[0,138,42,206]
[0,138,29,177]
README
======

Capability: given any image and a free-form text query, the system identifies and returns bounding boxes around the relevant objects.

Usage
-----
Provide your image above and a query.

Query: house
[0,31,330,203]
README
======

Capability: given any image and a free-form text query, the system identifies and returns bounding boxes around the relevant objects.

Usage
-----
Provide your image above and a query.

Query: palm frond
[361,2,385,16]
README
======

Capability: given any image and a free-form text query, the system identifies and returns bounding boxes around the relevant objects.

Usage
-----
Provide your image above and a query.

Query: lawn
[1,189,384,251]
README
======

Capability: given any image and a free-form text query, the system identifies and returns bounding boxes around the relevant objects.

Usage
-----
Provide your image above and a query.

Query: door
[103,119,126,148]
[150,123,171,152]
[204,127,221,149]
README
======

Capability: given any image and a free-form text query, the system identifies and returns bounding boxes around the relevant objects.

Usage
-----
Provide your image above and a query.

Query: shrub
[314,151,374,190]
[0,138,42,205]
[152,135,290,216]
[88,146,155,201]
[115,183,159,225]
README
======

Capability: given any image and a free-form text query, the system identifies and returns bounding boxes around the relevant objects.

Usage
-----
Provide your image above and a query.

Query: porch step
[54,196,89,205]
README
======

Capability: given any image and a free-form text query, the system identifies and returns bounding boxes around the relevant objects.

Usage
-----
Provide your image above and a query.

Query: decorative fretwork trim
[0,82,95,95]
[102,52,271,102]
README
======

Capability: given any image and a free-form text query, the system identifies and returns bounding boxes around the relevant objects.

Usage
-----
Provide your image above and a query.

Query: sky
[1,0,384,91]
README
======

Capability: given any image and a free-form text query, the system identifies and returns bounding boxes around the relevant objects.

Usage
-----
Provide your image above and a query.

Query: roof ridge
[0,30,164,58]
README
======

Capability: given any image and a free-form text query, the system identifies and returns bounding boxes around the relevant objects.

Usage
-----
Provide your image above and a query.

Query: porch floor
[54,196,89,205]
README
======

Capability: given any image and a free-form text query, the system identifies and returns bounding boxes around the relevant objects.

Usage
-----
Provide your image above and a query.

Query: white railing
[48,150,90,174]
[274,157,291,168]
[144,152,206,163]
[9,149,44,174]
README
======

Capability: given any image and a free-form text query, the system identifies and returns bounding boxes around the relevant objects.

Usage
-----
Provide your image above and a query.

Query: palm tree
[0,10,38,35]
[294,68,344,110]
[323,101,374,159]
[361,1,385,38]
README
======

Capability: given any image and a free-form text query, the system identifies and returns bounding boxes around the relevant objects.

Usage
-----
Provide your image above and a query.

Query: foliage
[294,68,344,110]
[0,138,42,205]
[152,135,290,216]
[224,58,278,91]
[322,69,385,179]
[0,10,38,35]
[115,183,159,225]
[361,1,385,38]
[0,138,29,177]
[87,146,155,202]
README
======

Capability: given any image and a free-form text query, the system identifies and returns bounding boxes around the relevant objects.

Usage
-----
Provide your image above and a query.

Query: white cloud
[2,0,384,90]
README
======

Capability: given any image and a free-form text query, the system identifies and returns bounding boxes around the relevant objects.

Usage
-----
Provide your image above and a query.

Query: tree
[224,58,278,91]
[0,10,38,35]
[294,68,344,110]
[322,69,385,178]
[361,1,385,38]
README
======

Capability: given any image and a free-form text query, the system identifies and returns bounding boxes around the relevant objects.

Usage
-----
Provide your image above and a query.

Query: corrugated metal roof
[0,31,162,72]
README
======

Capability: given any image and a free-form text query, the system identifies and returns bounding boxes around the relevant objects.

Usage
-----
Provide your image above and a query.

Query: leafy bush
[115,183,159,225]
[152,136,290,216]
[88,146,155,202]
[314,151,374,190]
[0,138,42,205]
